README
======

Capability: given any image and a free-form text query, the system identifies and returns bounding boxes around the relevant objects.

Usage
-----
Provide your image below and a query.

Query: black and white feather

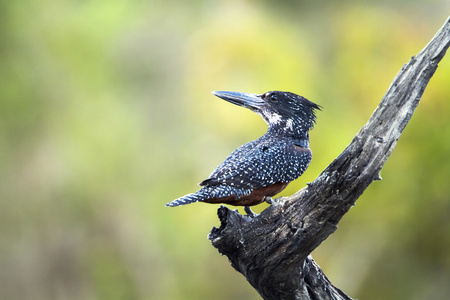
[166,90,321,207]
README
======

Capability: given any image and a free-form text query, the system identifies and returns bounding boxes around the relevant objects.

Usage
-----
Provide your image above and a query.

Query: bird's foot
[265,196,274,204]
[244,206,258,218]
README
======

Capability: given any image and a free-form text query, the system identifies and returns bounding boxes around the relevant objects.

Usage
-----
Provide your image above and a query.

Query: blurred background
[1,1,449,299]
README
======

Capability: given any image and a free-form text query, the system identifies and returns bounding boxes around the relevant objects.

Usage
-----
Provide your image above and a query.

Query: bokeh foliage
[1,1,449,299]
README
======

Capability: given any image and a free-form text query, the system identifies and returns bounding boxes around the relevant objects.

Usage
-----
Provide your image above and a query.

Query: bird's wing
[200,141,312,190]
[199,140,257,186]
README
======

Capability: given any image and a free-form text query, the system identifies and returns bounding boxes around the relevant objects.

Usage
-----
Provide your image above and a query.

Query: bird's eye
[270,94,278,101]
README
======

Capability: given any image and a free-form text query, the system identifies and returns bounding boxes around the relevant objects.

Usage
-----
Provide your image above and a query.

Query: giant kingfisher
[166,90,321,215]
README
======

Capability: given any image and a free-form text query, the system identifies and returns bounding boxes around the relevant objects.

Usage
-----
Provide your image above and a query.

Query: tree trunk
[208,17,450,300]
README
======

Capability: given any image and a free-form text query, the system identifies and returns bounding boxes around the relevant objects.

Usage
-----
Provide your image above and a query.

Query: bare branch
[208,17,450,300]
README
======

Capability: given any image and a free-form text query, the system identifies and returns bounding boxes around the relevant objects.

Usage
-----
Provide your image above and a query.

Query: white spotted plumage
[166,90,320,208]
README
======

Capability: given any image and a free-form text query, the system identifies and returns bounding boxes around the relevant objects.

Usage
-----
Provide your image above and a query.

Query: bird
[166,90,321,216]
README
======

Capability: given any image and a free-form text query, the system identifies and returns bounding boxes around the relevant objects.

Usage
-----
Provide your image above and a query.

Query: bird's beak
[212,91,265,111]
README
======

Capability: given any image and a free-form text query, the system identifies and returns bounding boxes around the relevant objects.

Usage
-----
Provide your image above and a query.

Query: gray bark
[208,17,450,300]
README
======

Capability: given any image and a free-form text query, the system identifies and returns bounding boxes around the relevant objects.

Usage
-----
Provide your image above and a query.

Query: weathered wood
[208,17,450,300]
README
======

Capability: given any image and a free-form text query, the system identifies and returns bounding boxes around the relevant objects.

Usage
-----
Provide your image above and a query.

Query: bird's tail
[166,186,253,207]
[165,192,203,207]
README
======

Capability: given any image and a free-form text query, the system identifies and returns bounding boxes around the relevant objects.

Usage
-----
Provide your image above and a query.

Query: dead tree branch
[208,17,450,300]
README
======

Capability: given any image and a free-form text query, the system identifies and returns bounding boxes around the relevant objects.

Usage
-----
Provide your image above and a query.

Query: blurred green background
[1,1,449,299]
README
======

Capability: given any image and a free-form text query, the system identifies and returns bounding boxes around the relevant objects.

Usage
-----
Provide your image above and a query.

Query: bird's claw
[244,206,258,218]
[265,196,274,204]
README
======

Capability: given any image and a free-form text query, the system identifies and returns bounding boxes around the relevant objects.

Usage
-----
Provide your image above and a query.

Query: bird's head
[212,90,321,137]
